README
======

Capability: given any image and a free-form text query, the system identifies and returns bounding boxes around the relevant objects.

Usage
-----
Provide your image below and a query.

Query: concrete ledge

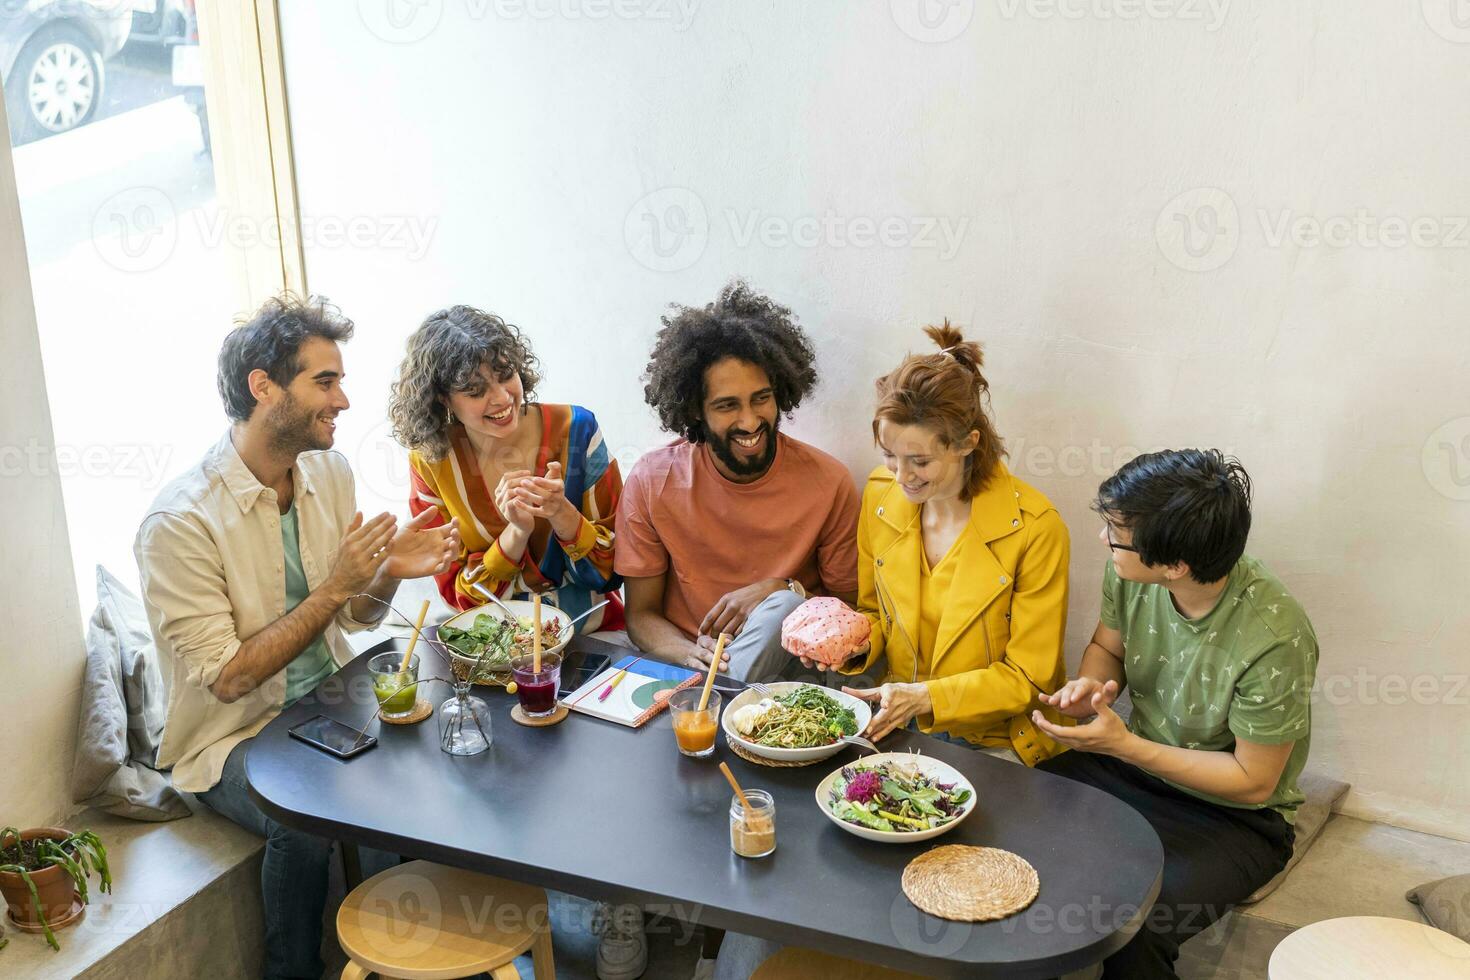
[1179,815,1470,979]
[2,800,264,980]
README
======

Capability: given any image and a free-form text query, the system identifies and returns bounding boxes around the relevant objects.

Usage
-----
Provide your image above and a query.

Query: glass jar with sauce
[730,790,776,858]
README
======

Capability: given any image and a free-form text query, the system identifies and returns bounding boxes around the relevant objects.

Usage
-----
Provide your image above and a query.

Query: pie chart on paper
[631,679,683,710]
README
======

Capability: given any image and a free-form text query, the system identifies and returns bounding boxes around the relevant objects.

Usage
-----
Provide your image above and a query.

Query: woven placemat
[902,845,1039,922]
[728,740,824,768]
[380,700,433,726]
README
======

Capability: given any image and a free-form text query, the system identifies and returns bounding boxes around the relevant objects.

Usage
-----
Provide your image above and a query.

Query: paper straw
[399,599,430,672]
[697,633,728,712]
[719,762,752,811]
[533,593,543,673]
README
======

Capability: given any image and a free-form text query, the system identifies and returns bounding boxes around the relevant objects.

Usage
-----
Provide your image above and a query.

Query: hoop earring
[446,407,456,426]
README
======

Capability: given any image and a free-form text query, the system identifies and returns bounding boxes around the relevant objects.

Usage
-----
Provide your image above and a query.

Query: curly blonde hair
[389,306,542,462]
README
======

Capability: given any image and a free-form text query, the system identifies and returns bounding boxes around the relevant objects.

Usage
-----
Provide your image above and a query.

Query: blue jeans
[197,739,398,980]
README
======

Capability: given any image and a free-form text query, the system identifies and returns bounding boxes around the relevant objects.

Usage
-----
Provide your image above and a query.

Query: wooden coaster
[511,704,569,727]
[902,845,1039,922]
[380,700,433,725]
[728,739,823,768]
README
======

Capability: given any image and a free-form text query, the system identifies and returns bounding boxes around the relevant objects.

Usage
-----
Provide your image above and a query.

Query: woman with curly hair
[809,321,1072,766]
[614,280,859,679]
[389,306,623,631]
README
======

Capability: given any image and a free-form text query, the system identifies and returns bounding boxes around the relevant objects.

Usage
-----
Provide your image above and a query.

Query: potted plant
[0,826,112,951]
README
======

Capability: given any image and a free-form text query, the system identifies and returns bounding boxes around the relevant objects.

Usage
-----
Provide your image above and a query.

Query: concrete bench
[4,800,265,980]
[1179,815,1470,979]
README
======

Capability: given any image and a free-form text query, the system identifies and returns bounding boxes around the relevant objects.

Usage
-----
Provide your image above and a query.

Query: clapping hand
[1038,677,1120,719]
[1031,692,1130,756]
[494,469,537,534]
[383,510,461,580]
[498,462,581,539]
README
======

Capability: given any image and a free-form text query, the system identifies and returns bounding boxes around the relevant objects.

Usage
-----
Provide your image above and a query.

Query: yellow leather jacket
[841,462,1072,766]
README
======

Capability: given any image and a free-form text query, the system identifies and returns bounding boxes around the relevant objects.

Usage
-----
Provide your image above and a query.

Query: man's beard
[265,390,332,455]
[705,418,778,478]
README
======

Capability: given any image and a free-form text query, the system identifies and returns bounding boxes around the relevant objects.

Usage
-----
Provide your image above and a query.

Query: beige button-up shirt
[135,432,378,793]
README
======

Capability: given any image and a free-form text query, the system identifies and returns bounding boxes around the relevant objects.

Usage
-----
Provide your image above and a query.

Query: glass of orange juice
[669,688,720,758]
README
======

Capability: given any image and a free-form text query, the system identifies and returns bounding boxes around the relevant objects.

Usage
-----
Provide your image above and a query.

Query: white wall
[278,0,1470,840]
[1,93,85,829]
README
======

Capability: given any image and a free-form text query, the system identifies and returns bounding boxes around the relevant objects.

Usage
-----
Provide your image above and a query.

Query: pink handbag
[781,597,871,666]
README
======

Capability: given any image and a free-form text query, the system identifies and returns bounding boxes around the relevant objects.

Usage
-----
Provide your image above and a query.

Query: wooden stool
[336,860,555,980]
[752,948,928,979]
[1269,915,1470,980]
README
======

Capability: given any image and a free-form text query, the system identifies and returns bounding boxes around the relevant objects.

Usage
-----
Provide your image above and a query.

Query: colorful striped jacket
[408,403,622,631]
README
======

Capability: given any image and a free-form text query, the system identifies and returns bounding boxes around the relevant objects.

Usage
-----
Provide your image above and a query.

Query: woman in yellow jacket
[834,322,1071,766]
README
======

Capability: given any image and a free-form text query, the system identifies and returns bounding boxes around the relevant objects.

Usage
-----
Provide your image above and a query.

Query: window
[2,0,302,617]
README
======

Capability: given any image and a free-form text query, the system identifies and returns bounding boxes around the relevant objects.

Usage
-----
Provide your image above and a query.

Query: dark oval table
[247,637,1162,978]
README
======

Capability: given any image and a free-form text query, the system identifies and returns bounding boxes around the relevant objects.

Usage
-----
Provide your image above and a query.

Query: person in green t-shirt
[1033,449,1317,980]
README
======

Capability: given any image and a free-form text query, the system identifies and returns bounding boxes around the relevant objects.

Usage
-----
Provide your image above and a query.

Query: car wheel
[5,25,105,143]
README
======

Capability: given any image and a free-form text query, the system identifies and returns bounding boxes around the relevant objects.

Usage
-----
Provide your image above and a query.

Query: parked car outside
[2,0,134,144]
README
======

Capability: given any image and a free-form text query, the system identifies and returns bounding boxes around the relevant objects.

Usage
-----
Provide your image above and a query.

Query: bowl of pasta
[720,682,872,764]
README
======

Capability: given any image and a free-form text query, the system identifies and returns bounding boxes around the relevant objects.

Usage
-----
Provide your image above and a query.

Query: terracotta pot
[0,827,79,928]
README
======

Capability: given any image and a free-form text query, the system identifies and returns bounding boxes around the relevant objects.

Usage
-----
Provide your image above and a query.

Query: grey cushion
[1240,769,1350,904]
[1407,874,1470,942]
[70,566,189,821]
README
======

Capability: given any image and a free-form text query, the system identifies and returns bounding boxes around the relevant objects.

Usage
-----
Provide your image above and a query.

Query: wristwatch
[785,578,808,600]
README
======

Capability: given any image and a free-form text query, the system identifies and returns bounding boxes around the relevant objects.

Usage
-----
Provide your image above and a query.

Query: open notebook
[562,655,703,728]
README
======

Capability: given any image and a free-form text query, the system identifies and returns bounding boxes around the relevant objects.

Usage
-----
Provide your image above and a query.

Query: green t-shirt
[281,503,336,705]
[1103,555,1318,822]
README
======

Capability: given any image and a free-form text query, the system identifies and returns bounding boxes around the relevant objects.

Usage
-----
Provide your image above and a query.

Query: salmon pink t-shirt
[614,434,860,639]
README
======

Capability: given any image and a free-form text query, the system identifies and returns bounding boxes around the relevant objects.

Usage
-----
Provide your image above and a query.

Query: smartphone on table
[288,715,377,759]
[557,650,611,698]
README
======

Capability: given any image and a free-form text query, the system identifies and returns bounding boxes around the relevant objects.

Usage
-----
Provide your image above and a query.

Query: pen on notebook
[598,668,630,702]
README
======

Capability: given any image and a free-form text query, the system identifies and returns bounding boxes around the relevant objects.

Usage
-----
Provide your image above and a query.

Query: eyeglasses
[1106,529,1139,553]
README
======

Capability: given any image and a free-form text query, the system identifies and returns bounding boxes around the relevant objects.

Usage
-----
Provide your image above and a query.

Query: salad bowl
[815,751,977,843]
[721,682,872,764]
[437,600,572,684]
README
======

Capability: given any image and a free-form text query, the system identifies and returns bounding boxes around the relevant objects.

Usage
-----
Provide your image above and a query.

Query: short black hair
[217,295,354,422]
[641,280,818,442]
[1094,449,1252,583]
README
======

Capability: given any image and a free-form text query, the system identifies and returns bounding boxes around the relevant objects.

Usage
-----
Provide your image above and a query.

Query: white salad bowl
[721,681,872,764]
[815,751,978,843]
[438,600,573,683]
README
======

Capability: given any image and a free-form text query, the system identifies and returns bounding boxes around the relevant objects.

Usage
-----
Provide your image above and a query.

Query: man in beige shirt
[135,295,458,980]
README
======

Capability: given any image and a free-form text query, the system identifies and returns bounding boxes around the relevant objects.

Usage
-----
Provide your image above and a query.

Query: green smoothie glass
[368,652,420,720]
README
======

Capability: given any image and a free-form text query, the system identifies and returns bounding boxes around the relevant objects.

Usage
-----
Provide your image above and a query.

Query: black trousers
[1037,751,1295,980]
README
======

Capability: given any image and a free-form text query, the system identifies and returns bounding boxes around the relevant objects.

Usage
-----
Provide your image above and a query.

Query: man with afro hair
[615,280,859,681]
